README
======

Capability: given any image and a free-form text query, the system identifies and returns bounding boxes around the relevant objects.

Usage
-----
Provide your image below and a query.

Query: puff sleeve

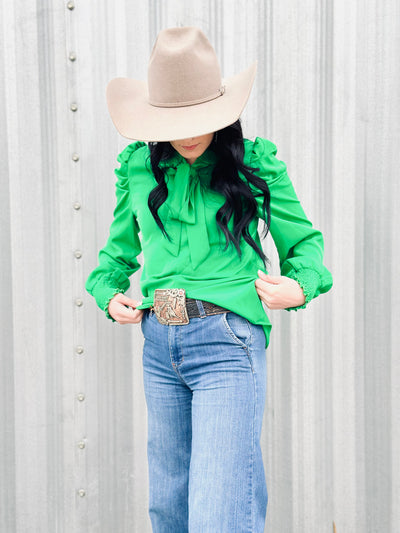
[85,142,145,319]
[248,137,333,310]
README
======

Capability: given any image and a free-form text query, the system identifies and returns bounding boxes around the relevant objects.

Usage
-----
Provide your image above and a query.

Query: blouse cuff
[86,271,130,321]
[285,268,321,311]
[102,287,127,321]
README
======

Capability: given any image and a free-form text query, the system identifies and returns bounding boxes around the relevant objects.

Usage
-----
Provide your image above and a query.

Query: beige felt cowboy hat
[106,26,257,142]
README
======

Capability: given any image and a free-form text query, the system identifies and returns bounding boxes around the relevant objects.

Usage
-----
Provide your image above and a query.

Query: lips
[181,144,199,151]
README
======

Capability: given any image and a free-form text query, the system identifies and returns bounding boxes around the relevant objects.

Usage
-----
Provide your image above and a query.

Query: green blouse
[85,137,333,346]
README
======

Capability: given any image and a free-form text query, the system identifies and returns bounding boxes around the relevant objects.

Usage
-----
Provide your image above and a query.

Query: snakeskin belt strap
[153,288,228,325]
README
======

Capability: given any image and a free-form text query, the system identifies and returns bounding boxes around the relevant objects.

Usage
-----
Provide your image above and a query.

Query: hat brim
[106,61,257,142]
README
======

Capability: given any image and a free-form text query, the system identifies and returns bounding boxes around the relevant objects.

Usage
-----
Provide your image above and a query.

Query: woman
[86,27,332,533]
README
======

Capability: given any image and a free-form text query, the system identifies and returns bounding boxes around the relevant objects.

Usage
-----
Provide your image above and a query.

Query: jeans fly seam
[176,325,185,366]
[168,325,189,386]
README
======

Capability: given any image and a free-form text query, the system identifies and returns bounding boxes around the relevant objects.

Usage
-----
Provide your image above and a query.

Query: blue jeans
[141,304,268,533]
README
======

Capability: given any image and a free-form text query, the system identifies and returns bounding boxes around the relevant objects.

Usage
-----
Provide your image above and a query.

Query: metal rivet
[72,153,79,162]
[74,250,82,259]
[75,298,83,307]
[73,202,81,210]
[69,52,77,62]
[67,2,75,10]
[77,393,85,402]
[76,345,84,355]
[70,103,78,112]
[78,440,86,449]
[77,489,86,497]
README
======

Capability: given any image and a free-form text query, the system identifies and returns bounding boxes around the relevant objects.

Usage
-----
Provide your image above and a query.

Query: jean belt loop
[196,299,206,318]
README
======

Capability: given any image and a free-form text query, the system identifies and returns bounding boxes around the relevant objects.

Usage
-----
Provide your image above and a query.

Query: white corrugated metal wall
[1,0,399,532]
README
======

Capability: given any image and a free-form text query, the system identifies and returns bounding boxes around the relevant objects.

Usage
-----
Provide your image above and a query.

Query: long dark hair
[147,120,271,263]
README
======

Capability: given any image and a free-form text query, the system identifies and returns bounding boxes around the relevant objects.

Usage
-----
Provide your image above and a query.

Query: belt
[186,298,228,318]
[151,288,228,325]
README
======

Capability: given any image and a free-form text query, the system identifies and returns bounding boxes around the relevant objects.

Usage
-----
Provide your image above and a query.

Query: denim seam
[239,323,257,532]
[251,344,257,532]
[221,313,255,373]
[244,343,257,533]
[168,325,190,386]
[177,324,184,366]
[247,323,254,371]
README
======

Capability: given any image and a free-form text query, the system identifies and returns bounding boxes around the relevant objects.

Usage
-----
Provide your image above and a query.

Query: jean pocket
[221,312,252,349]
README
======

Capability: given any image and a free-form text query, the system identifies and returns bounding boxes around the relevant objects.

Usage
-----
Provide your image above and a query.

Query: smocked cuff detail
[86,271,130,321]
[103,288,127,321]
[285,268,321,312]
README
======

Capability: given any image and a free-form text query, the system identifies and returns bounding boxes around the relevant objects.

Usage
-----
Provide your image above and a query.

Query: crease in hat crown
[147,27,226,108]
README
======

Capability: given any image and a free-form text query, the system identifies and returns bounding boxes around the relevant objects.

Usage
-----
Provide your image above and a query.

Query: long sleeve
[246,137,333,310]
[85,142,145,319]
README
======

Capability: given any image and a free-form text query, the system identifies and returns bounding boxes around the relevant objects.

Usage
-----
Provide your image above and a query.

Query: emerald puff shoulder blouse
[85,137,333,346]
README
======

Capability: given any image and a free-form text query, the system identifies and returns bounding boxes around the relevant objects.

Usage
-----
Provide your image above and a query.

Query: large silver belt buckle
[153,288,189,325]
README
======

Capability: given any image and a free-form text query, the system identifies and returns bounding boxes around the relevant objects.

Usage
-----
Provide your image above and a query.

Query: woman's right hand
[108,293,144,324]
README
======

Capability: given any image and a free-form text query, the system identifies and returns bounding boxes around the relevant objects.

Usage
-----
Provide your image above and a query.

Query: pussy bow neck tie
[160,149,218,269]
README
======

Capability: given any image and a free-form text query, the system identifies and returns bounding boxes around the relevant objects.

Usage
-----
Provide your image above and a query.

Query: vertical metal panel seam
[64,1,88,529]
[36,3,65,530]
[0,0,16,528]
[318,0,335,527]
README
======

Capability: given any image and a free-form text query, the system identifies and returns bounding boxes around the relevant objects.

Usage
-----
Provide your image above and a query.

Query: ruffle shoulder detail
[244,137,288,185]
[115,141,148,186]
[117,141,147,164]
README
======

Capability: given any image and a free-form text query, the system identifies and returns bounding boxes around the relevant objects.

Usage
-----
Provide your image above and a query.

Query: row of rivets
[67,1,87,503]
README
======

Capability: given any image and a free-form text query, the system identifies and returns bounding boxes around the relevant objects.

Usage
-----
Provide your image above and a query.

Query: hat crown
[148,27,223,107]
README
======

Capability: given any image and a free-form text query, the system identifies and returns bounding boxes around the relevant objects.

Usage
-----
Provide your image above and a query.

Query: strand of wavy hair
[147,119,271,263]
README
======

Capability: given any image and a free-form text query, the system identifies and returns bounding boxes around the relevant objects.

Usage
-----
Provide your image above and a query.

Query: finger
[115,293,142,308]
[257,270,269,281]
[116,308,144,324]
[254,284,268,302]
[255,282,279,307]
[255,284,272,301]
[254,279,266,293]
[256,291,277,310]
[254,279,276,294]
[108,299,139,322]
[129,309,144,323]
[122,309,144,323]
[254,279,265,292]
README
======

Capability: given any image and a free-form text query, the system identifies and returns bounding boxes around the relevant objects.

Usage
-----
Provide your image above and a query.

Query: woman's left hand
[255,270,306,310]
